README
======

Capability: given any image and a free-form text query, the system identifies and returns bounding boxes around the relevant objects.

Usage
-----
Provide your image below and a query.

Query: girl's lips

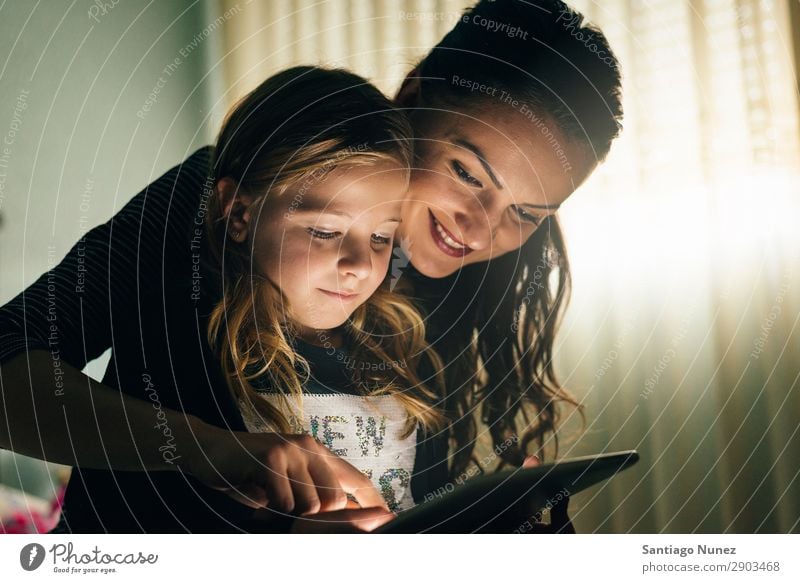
[428,209,472,258]
[319,289,360,301]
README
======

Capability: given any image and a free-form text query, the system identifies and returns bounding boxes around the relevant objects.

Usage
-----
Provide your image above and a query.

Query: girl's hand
[188,426,388,516]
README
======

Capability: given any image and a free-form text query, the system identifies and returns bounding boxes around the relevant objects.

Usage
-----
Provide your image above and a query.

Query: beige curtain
[216,0,473,99]
[216,0,800,533]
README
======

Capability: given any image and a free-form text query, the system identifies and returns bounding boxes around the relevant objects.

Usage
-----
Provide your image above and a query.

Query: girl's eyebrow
[294,207,401,222]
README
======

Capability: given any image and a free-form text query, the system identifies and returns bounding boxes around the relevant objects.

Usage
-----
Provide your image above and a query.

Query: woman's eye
[371,234,392,246]
[307,228,339,240]
[514,207,542,226]
[451,160,483,188]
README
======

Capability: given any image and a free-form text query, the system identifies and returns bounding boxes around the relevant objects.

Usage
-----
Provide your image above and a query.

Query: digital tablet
[376,449,640,533]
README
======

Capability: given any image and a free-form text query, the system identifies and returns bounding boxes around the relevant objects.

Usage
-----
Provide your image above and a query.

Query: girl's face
[249,161,408,344]
[398,107,596,278]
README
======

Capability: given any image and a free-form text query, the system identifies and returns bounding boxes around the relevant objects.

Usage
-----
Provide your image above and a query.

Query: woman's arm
[1,349,390,521]
[0,147,215,463]
[0,349,212,472]
[0,147,214,371]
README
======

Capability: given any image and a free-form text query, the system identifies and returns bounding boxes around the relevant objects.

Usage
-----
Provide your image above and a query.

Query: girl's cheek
[377,252,394,279]
[299,247,335,275]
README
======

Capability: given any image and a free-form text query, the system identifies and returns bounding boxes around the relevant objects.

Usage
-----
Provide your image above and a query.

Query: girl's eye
[514,206,543,226]
[371,234,392,246]
[307,228,339,240]
[451,160,483,188]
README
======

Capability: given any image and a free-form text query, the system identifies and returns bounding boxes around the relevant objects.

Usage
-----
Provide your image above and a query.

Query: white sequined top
[239,392,418,512]
[237,339,419,513]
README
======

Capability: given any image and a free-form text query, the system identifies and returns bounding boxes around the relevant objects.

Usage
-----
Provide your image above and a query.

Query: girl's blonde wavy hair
[204,66,449,439]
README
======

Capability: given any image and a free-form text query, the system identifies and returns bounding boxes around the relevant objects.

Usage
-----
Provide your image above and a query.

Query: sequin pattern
[355,415,385,456]
[314,415,348,456]
[239,393,418,512]
[379,468,411,513]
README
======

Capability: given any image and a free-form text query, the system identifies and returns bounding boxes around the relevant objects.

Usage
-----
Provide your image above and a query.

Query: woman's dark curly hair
[407,0,623,479]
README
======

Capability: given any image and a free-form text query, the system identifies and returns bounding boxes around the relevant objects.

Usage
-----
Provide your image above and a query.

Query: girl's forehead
[280,165,407,215]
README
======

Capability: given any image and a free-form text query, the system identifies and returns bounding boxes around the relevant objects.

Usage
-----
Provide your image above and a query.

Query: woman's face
[398,106,596,278]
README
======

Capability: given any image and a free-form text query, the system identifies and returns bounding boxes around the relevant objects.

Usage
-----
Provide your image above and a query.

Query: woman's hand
[187,425,388,516]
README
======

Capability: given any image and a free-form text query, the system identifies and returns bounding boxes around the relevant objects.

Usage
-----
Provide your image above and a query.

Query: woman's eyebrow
[452,137,560,210]
[452,138,503,190]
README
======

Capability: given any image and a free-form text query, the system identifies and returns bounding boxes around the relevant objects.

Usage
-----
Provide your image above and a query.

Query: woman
[0,0,622,533]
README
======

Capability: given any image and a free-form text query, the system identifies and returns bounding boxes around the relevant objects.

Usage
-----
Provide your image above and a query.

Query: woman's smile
[428,209,472,258]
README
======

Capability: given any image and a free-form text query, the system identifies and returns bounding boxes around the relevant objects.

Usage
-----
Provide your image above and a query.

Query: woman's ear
[216,177,257,243]
[394,67,421,107]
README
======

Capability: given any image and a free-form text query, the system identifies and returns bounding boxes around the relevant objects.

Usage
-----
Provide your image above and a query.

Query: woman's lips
[319,289,360,301]
[428,209,472,258]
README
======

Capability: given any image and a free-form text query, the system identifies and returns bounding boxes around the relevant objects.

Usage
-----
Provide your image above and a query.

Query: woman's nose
[453,191,503,251]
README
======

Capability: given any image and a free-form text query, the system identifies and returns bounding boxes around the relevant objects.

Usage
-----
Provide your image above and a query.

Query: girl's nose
[338,240,372,280]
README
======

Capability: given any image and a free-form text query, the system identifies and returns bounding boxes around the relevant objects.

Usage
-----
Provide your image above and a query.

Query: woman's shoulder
[155,145,215,227]
[110,146,214,248]
[124,146,219,300]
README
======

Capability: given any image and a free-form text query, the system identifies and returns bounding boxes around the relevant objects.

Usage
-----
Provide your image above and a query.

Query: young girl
[202,65,450,521]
